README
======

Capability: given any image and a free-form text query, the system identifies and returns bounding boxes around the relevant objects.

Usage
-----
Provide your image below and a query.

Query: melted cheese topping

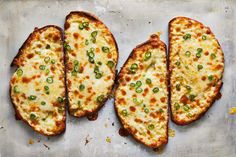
[64,12,118,117]
[115,35,168,148]
[169,17,224,124]
[10,26,66,135]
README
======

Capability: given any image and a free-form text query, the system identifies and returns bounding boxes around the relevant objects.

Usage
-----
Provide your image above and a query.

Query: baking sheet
[0,0,236,156]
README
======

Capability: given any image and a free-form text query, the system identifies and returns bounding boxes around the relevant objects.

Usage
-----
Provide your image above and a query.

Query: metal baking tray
[0,0,235,156]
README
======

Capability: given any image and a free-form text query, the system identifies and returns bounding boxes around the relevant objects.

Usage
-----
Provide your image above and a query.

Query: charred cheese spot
[65,12,118,117]
[169,17,224,124]
[115,34,168,148]
[10,26,66,136]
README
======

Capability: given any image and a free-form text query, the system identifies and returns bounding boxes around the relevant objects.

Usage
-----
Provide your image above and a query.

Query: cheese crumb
[229,107,236,115]
[106,137,111,143]
[168,128,176,137]
[28,138,34,145]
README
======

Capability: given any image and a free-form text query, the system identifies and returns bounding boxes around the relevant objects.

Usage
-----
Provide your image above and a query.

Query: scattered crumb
[153,145,165,154]
[106,137,111,143]
[37,139,41,143]
[112,122,114,126]
[124,142,127,145]
[28,138,34,145]
[85,134,92,146]
[104,123,108,128]
[168,128,176,137]
[229,107,236,115]
[156,31,163,37]
[0,126,3,129]
[148,21,151,24]
[43,143,50,150]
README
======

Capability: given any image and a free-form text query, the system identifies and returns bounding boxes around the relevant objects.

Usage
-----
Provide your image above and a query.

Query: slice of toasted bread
[115,34,168,148]
[10,26,66,136]
[169,17,224,125]
[64,11,118,117]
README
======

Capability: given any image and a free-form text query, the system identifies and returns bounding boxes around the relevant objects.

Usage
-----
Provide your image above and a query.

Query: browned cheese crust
[115,34,168,148]
[64,11,118,117]
[168,17,224,125]
[10,26,66,136]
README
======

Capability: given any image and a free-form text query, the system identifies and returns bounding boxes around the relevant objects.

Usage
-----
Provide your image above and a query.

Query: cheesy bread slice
[10,26,66,136]
[169,17,224,125]
[64,11,118,117]
[115,34,168,148]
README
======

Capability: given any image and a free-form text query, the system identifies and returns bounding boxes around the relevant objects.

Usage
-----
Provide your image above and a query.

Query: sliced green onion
[175,61,181,66]
[196,52,201,58]
[107,61,114,68]
[74,65,79,72]
[135,88,143,93]
[95,73,102,79]
[185,51,191,57]
[44,86,49,91]
[39,65,45,70]
[174,102,180,110]
[176,84,181,91]
[210,53,216,59]
[64,43,71,52]
[82,22,89,28]
[97,61,102,65]
[45,91,50,95]
[79,22,84,30]
[208,75,214,81]
[88,57,94,63]
[91,37,96,43]
[159,108,164,113]
[102,46,110,53]
[153,87,159,93]
[45,69,50,75]
[88,51,95,58]
[144,51,152,61]
[71,70,77,76]
[79,84,85,91]
[136,81,142,87]
[133,98,143,105]
[183,105,190,111]
[183,33,191,40]
[130,83,136,87]
[97,95,105,103]
[85,39,89,45]
[144,108,149,113]
[41,101,46,105]
[46,44,50,49]
[28,95,37,100]
[91,31,98,38]
[121,109,128,116]
[146,78,152,84]
[148,124,155,130]
[74,60,79,65]
[202,35,207,40]
[30,113,36,120]
[186,85,191,91]
[130,63,138,72]
[197,48,203,53]
[46,77,53,84]
[94,66,99,73]
[197,64,203,71]
[44,57,50,63]
[51,59,56,64]
[13,85,20,93]
[189,94,196,102]
[57,97,64,103]
[16,68,23,77]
